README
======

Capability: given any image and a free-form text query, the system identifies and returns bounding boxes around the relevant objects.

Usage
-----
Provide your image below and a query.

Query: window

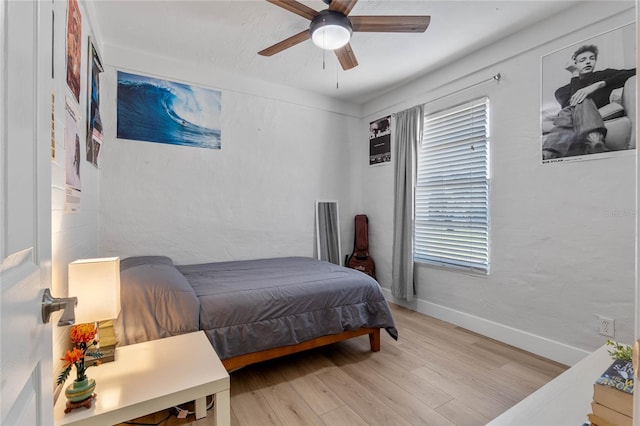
[414,98,490,273]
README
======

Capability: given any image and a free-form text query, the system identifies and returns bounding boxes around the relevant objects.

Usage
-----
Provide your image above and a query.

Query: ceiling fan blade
[258,30,311,56]
[328,0,358,16]
[266,0,319,21]
[334,43,358,70]
[350,15,431,32]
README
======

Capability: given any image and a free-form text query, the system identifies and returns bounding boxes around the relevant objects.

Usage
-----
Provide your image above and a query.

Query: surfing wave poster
[117,71,222,150]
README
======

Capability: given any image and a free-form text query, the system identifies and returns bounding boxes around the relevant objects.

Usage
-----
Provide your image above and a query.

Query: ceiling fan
[258,0,431,70]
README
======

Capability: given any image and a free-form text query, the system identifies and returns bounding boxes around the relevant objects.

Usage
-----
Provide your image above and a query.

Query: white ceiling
[86,0,581,104]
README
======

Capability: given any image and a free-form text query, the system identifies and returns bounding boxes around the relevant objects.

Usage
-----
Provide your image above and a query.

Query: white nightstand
[488,344,612,426]
[54,331,230,426]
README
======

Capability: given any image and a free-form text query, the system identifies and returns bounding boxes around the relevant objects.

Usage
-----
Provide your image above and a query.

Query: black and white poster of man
[370,116,391,165]
[541,23,636,164]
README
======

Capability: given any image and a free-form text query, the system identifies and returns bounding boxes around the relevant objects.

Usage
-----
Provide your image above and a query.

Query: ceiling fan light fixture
[310,10,352,50]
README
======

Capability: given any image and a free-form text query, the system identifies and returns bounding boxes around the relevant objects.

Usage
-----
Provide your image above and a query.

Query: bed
[114,255,398,371]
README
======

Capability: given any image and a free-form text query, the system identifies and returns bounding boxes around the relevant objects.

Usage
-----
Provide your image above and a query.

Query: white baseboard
[381,288,589,366]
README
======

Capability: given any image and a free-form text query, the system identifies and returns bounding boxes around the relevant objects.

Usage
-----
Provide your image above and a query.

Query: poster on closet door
[64,97,81,213]
[65,0,82,102]
[86,37,103,167]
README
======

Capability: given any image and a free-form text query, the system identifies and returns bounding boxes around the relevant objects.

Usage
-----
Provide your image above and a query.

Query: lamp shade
[68,257,121,324]
[310,10,352,51]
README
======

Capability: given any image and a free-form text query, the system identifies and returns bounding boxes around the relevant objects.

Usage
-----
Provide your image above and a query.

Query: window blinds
[415,98,490,272]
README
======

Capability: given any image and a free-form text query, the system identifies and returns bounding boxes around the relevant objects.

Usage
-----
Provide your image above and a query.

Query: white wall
[98,46,362,265]
[360,2,636,365]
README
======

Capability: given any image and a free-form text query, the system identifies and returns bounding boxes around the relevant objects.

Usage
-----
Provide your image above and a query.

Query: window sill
[414,259,489,277]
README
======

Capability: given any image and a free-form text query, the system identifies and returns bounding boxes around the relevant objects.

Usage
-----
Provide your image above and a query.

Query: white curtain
[391,105,424,300]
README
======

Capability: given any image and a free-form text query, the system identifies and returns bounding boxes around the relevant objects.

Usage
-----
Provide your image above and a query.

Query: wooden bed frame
[222,327,381,371]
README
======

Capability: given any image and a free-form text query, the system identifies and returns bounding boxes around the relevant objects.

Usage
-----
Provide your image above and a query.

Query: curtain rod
[382,73,501,118]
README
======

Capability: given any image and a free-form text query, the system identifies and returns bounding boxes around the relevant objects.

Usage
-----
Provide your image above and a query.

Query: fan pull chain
[336,63,339,89]
[322,18,326,70]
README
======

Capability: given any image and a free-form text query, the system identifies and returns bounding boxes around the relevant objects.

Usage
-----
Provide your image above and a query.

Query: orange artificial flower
[61,347,84,368]
[57,324,103,385]
[70,323,97,343]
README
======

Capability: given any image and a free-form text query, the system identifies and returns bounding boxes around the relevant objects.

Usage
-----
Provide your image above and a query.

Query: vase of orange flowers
[57,323,103,403]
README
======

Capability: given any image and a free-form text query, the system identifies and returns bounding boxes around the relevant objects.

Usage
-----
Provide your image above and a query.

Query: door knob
[41,288,77,326]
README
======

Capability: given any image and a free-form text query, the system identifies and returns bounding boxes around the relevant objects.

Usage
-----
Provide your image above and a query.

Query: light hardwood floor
[120,303,567,426]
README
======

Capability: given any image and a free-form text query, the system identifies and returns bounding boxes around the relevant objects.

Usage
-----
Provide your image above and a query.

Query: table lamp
[68,257,121,362]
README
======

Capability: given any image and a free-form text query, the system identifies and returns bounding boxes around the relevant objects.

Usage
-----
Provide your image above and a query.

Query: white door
[635,3,640,426]
[1,0,54,425]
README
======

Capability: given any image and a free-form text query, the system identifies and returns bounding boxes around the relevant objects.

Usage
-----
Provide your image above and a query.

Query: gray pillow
[115,256,200,346]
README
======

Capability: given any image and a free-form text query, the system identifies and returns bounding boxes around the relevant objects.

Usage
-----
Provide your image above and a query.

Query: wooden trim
[222,328,381,371]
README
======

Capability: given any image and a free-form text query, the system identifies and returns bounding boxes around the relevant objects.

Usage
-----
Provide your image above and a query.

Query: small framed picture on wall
[370,116,391,166]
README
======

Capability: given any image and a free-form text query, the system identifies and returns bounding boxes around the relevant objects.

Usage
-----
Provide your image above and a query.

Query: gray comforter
[115,256,397,360]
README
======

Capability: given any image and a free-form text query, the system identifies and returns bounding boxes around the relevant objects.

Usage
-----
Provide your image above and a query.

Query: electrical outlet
[598,316,615,337]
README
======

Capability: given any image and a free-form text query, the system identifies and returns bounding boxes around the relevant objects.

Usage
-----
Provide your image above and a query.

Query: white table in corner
[488,344,613,426]
[54,331,230,426]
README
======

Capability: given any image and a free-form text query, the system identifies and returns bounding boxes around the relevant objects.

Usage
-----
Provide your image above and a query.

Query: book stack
[96,319,117,363]
[588,358,634,426]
